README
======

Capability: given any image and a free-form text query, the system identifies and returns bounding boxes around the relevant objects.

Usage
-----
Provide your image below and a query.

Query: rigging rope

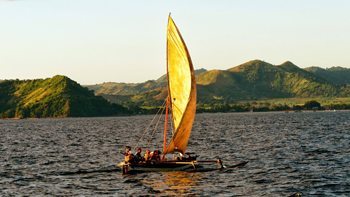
[146,104,166,148]
[133,98,167,150]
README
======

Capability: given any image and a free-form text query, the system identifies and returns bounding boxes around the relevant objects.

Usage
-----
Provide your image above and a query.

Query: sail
[163,16,197,154]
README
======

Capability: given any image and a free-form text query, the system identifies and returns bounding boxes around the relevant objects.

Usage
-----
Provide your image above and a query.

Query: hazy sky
[1,0,350,84]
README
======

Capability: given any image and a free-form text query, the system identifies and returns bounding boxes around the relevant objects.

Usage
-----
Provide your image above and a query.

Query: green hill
[0,75,128,118]
[87,60,349,108]
[213,60,339,99]
[85,68,208,107]
[86,80,162,96]
[305,66,350,85]
[85,68,207,96]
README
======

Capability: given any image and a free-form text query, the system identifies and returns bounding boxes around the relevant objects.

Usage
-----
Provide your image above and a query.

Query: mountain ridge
[85,60,350,107]
[305,66,350,85]
[1,60,349,118]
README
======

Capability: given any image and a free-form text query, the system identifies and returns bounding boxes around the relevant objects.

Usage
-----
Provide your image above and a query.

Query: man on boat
[124,146,131,153]
[134,147,143,163]
[124,146,134,164]
[151,150,161,161]
[144,149,151,162]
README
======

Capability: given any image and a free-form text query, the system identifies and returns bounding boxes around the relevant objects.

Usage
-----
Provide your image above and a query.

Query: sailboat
[118,15,246,174]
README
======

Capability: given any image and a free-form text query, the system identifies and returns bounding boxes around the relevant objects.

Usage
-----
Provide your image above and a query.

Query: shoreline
[1,109,350,120]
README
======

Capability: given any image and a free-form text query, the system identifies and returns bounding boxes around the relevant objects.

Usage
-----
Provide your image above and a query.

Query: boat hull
[118,160,222,174]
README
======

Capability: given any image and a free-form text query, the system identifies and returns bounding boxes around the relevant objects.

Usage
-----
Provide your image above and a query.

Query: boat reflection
[141,171,202,195]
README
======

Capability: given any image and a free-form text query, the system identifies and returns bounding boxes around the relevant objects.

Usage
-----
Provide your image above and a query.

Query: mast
[163,13,172,154]
[163,97,169,153]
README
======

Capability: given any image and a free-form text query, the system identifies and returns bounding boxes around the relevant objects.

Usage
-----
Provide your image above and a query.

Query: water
[1,111,349,196]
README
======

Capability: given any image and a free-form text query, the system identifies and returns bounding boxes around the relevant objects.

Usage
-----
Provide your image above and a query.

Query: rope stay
[146,104,166,148]
[133,98,167,150]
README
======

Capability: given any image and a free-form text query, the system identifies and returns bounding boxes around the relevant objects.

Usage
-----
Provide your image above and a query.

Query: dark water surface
[1,111,349,196]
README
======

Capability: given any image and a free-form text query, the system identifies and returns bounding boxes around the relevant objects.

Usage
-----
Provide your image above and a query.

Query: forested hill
[0,75,128,118]
[86,60,350,107]
[305,66,350,85]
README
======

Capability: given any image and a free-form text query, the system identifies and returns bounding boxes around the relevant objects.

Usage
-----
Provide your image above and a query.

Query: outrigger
[118,15,247,174]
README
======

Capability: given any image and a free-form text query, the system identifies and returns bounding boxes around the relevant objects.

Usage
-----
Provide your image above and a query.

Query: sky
[1,0,350,84]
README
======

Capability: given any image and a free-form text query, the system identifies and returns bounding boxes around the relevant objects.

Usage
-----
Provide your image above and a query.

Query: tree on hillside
[303,100,321,110]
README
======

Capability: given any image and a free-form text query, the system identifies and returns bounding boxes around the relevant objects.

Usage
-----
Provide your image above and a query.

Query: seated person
[144,149,151,162]
[151,150,161,161]
[124,146,131,155]
[134,147,143,163]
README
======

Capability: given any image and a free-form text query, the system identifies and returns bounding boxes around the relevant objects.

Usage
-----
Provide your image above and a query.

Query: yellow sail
[163,16,197,154]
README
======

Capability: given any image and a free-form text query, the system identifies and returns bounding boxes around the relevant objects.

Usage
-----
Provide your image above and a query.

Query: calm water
[0,111,349,196]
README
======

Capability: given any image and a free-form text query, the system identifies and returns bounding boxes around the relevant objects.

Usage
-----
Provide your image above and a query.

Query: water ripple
[0,111,349,196]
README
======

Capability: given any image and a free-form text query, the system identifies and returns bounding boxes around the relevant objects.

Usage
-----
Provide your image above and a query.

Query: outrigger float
[118,15,247,174]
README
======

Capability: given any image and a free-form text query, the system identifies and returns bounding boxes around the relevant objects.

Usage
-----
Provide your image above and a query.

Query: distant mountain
[86,80,163,96]
[0,75,128,118]
[84,68,208,106]
[305,66,350,85]
[85,68,207,96]
[196,60,341,102]
[87,60,349,107]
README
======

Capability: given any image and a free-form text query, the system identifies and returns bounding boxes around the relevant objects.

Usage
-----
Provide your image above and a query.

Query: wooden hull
[118,160,224,174]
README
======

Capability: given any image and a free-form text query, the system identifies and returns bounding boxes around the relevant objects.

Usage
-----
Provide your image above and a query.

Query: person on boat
[134,147,143,163]
[151,150,161,161]
[144,149,151,162]
[124,146,131,155]
[124,146,134,164]
[175,152,183,161]
[124,151,134,164]
[157,150,162,161]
